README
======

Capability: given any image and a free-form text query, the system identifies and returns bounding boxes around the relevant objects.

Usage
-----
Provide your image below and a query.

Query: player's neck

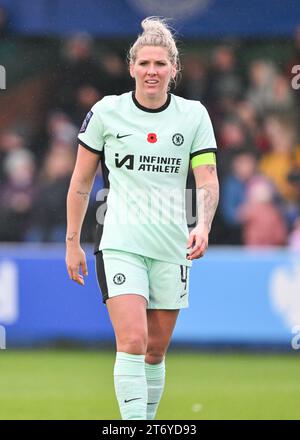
[134,90,168,110]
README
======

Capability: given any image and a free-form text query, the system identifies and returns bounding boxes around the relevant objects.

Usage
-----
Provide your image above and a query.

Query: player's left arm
[187,154,219,260]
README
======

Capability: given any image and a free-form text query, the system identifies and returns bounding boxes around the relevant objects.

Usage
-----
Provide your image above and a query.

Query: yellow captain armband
[191,152,216,169]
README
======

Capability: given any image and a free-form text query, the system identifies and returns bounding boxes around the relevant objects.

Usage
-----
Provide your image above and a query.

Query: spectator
[26,143,75,242]
[271,74,296,113]
[0,149,36,241]
[260,113,300,203]
[46,111,78,145]
[221,149,259,244]
[234,100,268,153]
[178,54,207,102]
[239,176,287,246]
[100,52,133,96]
[246,60,278,116]
[217,117,255,178]
[31,111,78,164]
[0,130,27,183]
[73,85,101,127]
[207,45,243,119]
[54,33,105,118]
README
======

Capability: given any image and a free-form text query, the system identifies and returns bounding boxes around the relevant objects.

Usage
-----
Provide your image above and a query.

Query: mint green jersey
[78,91,217,267]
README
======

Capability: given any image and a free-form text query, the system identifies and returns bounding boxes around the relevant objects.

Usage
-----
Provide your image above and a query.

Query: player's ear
[171,65,176,79]
[129,63,135,79]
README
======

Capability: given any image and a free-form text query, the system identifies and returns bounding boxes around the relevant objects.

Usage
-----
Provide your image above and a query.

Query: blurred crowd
[0,13,300,247]
[182,32,300,249]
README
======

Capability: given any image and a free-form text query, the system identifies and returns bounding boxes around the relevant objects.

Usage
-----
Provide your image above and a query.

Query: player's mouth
[145,79,159,85]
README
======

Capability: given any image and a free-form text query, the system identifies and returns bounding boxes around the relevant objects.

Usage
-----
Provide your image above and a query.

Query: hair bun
[141,17,173,39]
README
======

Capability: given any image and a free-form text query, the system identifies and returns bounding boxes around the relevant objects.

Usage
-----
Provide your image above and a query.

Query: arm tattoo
[196,182,219,232]
[66,232,77,242]
[76,190,90,201]
[205,165,216,175]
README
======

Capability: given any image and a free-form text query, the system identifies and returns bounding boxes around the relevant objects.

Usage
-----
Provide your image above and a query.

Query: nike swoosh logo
[124,397,142,403]
[117,133,132,139]
[180,293,188,298]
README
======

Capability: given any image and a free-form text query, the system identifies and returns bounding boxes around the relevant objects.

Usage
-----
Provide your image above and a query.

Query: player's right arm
[65,145,100,285]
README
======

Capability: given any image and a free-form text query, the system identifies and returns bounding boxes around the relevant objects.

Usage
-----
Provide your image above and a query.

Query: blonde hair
[128,17,181,87]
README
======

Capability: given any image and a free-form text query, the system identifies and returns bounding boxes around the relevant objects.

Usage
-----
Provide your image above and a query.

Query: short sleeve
[77,104,104,154]
[190,103,217,159]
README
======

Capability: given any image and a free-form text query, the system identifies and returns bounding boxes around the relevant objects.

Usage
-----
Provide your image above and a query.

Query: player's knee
[145,348,165,364]
[117,330,147,355]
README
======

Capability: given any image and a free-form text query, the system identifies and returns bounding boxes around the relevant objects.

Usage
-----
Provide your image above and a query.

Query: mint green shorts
[96,249,190,309]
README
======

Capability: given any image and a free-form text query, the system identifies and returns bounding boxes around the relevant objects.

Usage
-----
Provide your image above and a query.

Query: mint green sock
[145,359,165,420]
[113,352,147,420]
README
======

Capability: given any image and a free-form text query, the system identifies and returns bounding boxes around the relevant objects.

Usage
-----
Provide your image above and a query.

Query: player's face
[130,46,176,99]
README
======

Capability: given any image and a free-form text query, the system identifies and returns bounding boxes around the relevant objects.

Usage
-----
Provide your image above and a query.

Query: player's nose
[147,63,157,75]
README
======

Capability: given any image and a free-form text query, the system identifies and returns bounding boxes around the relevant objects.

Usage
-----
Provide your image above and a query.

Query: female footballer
[66,17,219,420]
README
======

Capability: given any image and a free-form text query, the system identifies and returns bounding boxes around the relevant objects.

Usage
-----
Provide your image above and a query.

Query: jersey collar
[131,91,171,113]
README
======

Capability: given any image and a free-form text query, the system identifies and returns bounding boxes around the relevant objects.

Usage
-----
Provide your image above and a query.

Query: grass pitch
[0,350,299,420]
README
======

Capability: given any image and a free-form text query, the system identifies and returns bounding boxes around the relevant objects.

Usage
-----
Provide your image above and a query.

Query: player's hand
[65,244,88,286]
[186,226,209,260]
